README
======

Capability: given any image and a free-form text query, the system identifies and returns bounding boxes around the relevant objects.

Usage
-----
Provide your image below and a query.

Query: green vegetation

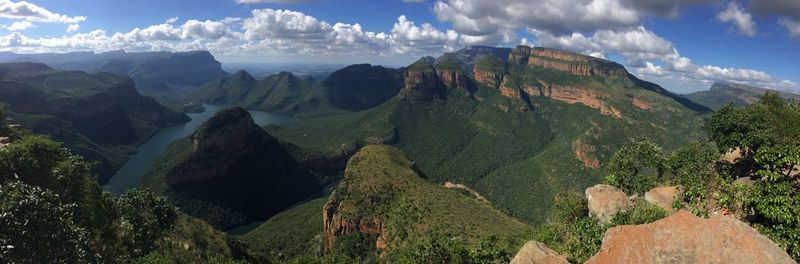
[238,198,328,262]
[593,93,800,260]
[0,110,249,263]
[316,145,533,262]
[0,63,189,183]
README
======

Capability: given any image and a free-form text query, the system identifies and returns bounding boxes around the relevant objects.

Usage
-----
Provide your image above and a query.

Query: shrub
[604,139,665,194]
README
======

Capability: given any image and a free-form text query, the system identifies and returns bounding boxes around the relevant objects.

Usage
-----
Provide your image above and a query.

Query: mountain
[266,45,711,224]
[0,50,228,101]
[140,107,322,229]
[194,64,403,116]
[237,145,533,262]
[0,63,189,183]
[323,64,403,111]
[685,82,800,110]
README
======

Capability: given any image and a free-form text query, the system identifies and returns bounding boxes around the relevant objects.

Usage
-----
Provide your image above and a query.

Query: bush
[0,182,98,263]
[396,236,513,264]
[610,200,668,226]
[116,189,179,257]
[604,139,665,194]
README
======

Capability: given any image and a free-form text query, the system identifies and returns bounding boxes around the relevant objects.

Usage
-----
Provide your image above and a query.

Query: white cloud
[0,0,85,23]
[778,18,800,37]
[390,15,459,54]
[243,9,331,40]
[716,1,757,37]
[4,20,33,31]
[66,24,79,33]
[639,62,666,76]
[165,16,179,24]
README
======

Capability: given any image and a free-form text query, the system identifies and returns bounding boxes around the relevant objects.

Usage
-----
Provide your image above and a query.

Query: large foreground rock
[586,210,795,264]
[509,241,569,264]
[586,184,632,224]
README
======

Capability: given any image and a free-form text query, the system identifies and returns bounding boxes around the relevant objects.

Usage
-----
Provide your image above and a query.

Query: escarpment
[509,46,627,78]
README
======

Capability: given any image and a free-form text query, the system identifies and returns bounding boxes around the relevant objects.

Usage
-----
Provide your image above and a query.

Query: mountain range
[685,82,800,110]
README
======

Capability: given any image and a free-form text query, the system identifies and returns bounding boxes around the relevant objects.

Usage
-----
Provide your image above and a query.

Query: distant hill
[0,63,188,183]
[266,45,711,224]
[194,64,403,117]
[685,82,800,110]
[0,50,228,100]
[140,107,322,229]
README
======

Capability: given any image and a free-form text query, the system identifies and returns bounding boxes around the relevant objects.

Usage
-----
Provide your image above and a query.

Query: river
[103,104,296,195]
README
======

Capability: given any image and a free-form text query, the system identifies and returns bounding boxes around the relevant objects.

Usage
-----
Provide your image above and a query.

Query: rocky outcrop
[573,139,601,169]
[166,107,320,229]
[586,211,795,264]
[528,48,627,77]
[540,82,621,118]
[401,60,444,103]
[509,45,532,65]
[586,184,633,224]
[473,66,502,88]
[322,201,387,252]
[644,186,681,212]
[630,96,652,110]
[437,68,468,91]
[510,241,569,264]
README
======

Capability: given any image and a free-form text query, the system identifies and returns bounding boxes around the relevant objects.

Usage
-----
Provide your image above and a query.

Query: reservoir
[104,104,296,194]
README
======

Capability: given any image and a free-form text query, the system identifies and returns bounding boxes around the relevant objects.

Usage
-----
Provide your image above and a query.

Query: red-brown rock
[587,211,795,264]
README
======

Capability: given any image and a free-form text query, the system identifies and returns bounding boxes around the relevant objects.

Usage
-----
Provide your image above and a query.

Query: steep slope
[0,63,189,183]
[196,64,404,117]
[685,82,800,110]
[323,64,403,111]
[196,70,339,117]
[322,145,533,259]
[0,50,228,97]
[141,107,322,229]
[267,45,709,223]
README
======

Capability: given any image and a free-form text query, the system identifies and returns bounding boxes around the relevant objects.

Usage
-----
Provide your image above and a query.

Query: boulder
[586,184,633,224]
[586,210,795,264]
[510,241,569,264]
[644,186,681,211]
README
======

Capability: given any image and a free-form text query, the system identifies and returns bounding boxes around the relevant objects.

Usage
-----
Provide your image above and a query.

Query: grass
[237,198,328,262]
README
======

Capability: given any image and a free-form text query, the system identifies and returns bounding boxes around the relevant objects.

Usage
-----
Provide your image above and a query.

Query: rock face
[586,184,633,224]
[167,107,321,229]
[528,48,627,77]
[644,186,680,211]
[572,139,601,169]
[509,45,532,65]
[586,211,796,264]
[533,82,621,118]
[510,241,569,264]
[473,66,502,88]
[400,57,472,103]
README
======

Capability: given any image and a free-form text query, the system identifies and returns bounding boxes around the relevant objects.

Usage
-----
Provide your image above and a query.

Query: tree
[116,189,178,258]
[0,135,70,187]
[604,139,665,194]
[0,182,99,263]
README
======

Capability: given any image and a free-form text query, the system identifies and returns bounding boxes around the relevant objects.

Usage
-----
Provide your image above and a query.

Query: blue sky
[0,0,798,93]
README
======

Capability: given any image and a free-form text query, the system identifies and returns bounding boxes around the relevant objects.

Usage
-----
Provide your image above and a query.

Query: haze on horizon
[0,0,798,94]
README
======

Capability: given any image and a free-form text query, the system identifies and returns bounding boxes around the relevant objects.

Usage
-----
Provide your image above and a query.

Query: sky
[0,0,798,93]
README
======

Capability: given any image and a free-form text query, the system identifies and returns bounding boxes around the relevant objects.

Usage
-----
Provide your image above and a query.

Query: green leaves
[605,139,665,194]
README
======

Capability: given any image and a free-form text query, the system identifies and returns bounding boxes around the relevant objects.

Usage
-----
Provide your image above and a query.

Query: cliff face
[0,63,189,183]
[509,45,532,65]
[166,107,321,229]
[400,60,444,103]
[530,48,627,77]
